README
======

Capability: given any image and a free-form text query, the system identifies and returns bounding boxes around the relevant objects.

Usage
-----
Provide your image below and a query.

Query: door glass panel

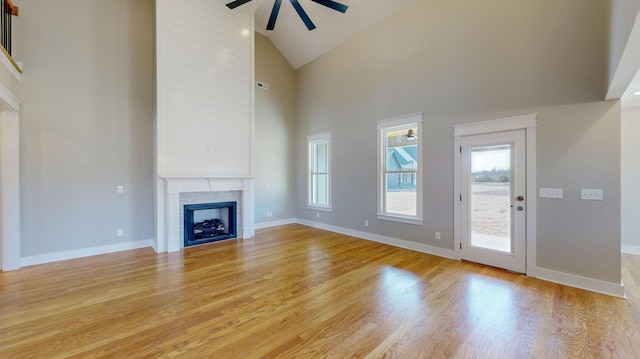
[470,144,512,253]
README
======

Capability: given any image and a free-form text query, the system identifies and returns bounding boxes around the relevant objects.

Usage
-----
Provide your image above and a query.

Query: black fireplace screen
[184,202,237,247]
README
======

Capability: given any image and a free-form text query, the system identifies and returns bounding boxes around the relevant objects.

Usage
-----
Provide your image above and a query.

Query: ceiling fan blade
[310,0,348,13]
[289,0,316,30]
[266,0,283,30]
[225,0,253,9]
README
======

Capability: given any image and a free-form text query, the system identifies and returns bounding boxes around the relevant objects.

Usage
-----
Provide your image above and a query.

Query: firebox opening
[184,202,237,247]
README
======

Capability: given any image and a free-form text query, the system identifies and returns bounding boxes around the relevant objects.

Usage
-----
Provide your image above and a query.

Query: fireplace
[184,202,237,247]
[157,177,254,252]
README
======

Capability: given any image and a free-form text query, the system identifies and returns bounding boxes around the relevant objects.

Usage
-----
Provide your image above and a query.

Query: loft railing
[1,0,18,55]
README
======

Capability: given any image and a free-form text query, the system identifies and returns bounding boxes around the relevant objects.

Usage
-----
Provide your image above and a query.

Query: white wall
[156,0,253,178]
[1,111,21,270]
[622,105,640,252]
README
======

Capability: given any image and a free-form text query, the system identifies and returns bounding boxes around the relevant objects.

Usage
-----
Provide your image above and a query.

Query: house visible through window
[308,132,331,211]
[377,114,423,225]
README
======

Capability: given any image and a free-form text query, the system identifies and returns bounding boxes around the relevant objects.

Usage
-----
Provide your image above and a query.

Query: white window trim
[307,132,332,211]
[377,113,423,225]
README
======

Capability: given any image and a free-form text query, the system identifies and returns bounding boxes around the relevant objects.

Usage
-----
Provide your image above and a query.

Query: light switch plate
[581,189,603,201]
[539,188,563,199]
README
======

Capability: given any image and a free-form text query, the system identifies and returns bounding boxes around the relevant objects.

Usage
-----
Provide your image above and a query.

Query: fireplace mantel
[157,176,255,253]
[162,176,254,194]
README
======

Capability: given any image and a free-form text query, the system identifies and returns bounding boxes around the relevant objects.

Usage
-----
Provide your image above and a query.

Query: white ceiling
[222,0,417,69]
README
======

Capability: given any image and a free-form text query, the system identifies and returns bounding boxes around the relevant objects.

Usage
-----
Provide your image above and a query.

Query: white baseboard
[255,218,297,230]
[21,239,153,267]
[535,267,625,298]
[150,239,159,253]
[622,244,640,255]
[295,219,455,259]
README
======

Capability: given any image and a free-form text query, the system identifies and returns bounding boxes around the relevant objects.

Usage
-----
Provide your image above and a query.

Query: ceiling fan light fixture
[266,0,283,31]
[311,0,349,13]
[226,0,349,31]
[225,0,252,9]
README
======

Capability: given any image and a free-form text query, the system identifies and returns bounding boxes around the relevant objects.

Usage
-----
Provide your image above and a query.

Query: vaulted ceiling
[222,0,418,69]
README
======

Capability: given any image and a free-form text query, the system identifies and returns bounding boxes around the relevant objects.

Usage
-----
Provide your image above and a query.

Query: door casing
[453,114,537,276]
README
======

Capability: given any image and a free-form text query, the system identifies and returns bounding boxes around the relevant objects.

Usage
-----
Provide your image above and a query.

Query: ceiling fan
[225,0,349,31]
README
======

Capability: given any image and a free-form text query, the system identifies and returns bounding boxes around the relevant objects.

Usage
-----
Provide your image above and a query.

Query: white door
[459,130,526,273]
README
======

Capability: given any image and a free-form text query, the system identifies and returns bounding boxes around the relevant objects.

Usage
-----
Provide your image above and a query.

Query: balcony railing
[1,0,18,55]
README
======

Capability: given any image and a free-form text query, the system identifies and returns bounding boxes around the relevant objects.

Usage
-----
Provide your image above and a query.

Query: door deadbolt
[516,195,525,201]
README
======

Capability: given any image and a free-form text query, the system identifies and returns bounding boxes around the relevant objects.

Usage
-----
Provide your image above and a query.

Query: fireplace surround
[157,177,255,253]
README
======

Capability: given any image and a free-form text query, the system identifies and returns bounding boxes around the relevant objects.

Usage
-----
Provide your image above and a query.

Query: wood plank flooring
[1,224,639,358]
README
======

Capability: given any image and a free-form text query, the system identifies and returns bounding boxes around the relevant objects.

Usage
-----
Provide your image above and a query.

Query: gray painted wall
[15,0,155,256]
[535,102,620,282]
[622,106,640,248]
[254,34,297,225]
[295,0,621,283]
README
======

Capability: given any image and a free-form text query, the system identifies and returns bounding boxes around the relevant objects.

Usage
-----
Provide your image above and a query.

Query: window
[377,114,423,225]
[308,132,331,211]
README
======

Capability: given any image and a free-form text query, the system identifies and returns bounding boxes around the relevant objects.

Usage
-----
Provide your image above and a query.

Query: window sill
[308,204,332,212]
[377,213,423,226]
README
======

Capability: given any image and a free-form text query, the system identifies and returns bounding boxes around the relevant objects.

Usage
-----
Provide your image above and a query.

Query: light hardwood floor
[1,224,639,358]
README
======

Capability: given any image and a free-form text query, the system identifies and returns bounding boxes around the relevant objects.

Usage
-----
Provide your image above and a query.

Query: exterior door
[459,130,526,273]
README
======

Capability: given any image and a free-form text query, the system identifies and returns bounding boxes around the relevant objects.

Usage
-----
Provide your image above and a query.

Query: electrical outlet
[316,212,320,218]
[116,229,124,237]
[435,232,441,240]
[116,186,124,194]
[364,220,368,227]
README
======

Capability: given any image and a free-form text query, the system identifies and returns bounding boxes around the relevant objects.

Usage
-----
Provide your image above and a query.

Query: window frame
[307,132,332,211]
[377,113,423,225]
